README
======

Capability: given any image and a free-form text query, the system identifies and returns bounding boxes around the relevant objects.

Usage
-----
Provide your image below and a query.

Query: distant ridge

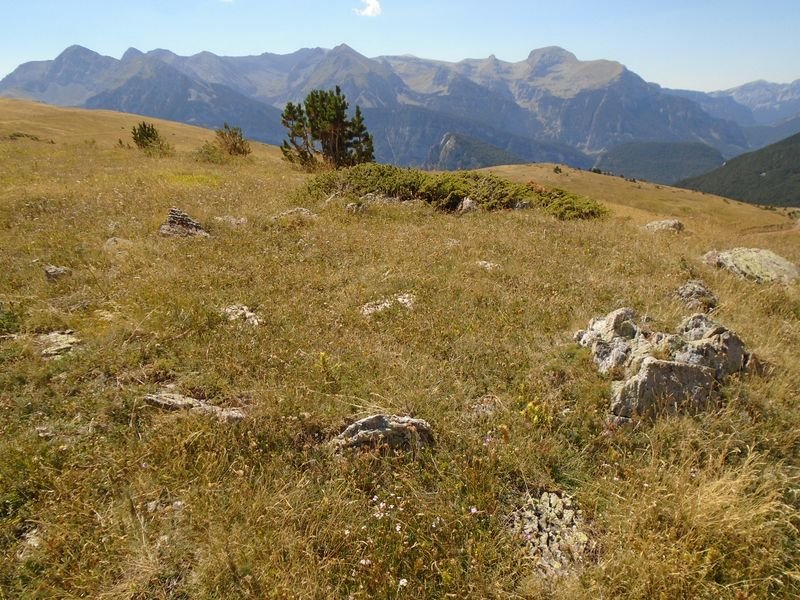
[3,43,796,176]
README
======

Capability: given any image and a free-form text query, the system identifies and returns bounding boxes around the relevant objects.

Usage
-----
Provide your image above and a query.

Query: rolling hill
[678,132,800,207]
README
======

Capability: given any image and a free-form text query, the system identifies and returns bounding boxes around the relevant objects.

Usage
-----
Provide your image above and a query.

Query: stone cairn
[159,208,210,237]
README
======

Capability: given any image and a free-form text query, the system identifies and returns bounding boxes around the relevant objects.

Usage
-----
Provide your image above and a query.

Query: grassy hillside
[593,141,724,184]
[679,132,800,207]
[1,100,799,599]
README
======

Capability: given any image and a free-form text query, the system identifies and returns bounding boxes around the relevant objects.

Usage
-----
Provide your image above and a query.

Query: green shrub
[131,121,173,157]
[215,123,251,156]
[533,188,609,220]
[304,163,606,219]
[194,141,230,164]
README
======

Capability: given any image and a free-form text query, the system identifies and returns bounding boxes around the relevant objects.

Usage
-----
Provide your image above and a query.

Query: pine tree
[280,87,375,170]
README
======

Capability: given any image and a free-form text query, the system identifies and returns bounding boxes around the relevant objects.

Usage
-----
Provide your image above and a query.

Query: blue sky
[1,0,798,91]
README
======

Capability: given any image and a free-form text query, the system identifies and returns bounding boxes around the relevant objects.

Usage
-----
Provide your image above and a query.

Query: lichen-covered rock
[159,208,209,237]
[37,331,80,357]
[43,265,70,280]
[576,309,754,421]
[645,219,684,233]
[332,414,434,451]
[703,248,798,284]
[675,280,717,311]
[144,392,245,423]
[673,315,748,380]
[510,491,594,577]
[610,358,717,419]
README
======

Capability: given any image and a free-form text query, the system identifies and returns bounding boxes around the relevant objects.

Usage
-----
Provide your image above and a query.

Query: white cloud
[354,0,381,17]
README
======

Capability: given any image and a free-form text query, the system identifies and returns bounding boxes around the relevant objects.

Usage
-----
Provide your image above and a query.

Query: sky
[0,0,798,91]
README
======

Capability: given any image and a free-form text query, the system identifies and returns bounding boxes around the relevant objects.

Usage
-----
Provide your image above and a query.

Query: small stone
[675,280,717,311]
[271,207,319,221]
[222,304,262,326]
[476,260,501,271]
[144,392,204,411]
[144,391,245,423]
[159,208,209,237]
[456,197,478,214]
[332,414,434,452]
[213,215,247,227]
[645,219,684,233]
[345,202,367,214]
[360,292,416,316]
[103,237,134,254]
[16,528,44,561]
[37,331,81,357]
[43,265,70,280]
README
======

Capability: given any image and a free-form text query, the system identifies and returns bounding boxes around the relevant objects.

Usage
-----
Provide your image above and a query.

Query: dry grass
[0,101,798,599]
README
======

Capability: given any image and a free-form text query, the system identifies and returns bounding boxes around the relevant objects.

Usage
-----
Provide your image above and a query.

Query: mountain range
[2,44,799,180]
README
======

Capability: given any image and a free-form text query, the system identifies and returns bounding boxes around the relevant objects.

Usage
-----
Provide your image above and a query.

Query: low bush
[131,121,173,157]
[193,141,230,164]
[214,123,251,156]
[305,163,607,218]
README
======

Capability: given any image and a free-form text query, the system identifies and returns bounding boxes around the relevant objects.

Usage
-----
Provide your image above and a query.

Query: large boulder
[332,414,434,452]
[576,308,754,421]
[703,248,798,284]
[610,358,717,419]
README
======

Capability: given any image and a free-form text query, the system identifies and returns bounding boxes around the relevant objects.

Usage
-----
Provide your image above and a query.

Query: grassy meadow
[1,98,798,599]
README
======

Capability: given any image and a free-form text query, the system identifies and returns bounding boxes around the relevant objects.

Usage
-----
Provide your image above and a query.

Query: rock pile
[144,391,245,423]
[704,248,798,284]
[645,219,684,233]
[509,492,594,576]
[331,414,434,452]
[159,208,210,237]
[575,308,753,421]
[675,280,717,312]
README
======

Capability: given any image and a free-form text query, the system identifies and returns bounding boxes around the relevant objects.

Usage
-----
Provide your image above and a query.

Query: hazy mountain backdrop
[2,44,799,181]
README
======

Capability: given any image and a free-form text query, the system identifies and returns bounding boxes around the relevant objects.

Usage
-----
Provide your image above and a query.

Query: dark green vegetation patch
[306,163,607,219]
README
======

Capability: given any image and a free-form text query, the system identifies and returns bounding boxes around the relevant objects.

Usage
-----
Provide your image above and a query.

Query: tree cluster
[281,86,374,170]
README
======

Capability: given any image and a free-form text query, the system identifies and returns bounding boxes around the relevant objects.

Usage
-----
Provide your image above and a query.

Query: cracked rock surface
[575,308,754,421]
